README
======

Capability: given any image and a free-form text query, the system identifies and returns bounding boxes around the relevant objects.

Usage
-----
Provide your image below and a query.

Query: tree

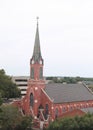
[15,116,33,130]
[0,93,3,106]
[0,93,3,113]
[47,114,93,130]
[0,69,20,99]
[0,105,33,130]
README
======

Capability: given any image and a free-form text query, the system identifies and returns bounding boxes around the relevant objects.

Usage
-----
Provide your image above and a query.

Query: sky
[0,0,93,77]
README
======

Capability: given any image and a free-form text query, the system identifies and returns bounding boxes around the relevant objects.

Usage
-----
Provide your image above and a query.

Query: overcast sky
[0,0,93,77]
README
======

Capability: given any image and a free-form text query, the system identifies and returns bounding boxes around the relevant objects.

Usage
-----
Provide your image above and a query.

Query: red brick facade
[20,81,93,121]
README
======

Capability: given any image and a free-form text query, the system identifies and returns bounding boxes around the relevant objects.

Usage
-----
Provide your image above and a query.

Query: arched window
[31,68,34,79]
[55,108,58,119]
[39,67,43,79]
[62,107,66,113]
[37,104,44,119]
[45,104,49,119]
[30,93,34,107]
[69,106,73,111]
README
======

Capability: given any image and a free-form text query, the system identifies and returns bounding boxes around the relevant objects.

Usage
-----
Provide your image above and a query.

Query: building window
[30,93,34,107]
[31,68,34,79]
[45,104,49,120]
[37,104,44,118]
[62,107,66,113]
[55,108,58,119]
[39,67,43,79]
[15,79,27,82]
[69,106,73,111]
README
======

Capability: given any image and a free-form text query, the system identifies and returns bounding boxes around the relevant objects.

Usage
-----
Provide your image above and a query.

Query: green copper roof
[32,22,42,62]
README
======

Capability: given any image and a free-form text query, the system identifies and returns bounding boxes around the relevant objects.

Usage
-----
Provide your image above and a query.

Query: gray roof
[45,83,93,103]
[81,108,93,114]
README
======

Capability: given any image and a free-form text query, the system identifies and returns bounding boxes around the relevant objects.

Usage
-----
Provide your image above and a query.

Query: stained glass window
[55,108,58,118]
[30,93,34,107]
[45,104,49,119]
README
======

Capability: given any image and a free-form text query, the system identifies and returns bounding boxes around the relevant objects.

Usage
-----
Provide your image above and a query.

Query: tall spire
[32,17,42,62]
[30,18,44,80]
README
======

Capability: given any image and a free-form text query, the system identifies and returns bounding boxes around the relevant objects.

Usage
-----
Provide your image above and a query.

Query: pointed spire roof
[32,18,42,62]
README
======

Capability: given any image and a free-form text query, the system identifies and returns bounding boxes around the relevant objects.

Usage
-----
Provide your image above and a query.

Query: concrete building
[12,76,29,98]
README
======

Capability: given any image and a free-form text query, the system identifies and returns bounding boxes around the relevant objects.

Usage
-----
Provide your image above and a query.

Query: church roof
[45,83,93,103]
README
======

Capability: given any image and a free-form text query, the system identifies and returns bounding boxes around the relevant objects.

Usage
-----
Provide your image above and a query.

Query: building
[15,20,93,127]
[12,76,48,98]
[12,76,29,98]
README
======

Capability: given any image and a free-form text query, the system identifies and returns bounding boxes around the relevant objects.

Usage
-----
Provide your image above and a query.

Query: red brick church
[17,20,93,125]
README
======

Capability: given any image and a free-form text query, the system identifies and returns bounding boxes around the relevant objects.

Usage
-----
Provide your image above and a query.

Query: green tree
[0,93,3,113]
[0,105,32,130]
[0,69,20,99]
[47,114,93,130]
[15,116,33,130]
[0,93,3,106]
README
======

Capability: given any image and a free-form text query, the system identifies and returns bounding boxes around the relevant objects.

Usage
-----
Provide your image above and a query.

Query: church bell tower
[30,18,44,81]
[27,18,45,117]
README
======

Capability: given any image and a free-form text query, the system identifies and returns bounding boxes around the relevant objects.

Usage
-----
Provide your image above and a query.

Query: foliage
[46,76,83,84]
[0,93,3,106]
[0,105,33,130]
[47,114,93,130]
[0,93,3,113]
[46,76,93,85]
[0,69,21,99]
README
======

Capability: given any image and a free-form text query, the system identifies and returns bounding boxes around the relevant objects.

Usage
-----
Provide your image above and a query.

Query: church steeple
[32,17,42,63]
[30,18,44,80]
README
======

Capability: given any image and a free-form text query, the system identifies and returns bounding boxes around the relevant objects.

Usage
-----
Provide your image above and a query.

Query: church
[15,20,93,126]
